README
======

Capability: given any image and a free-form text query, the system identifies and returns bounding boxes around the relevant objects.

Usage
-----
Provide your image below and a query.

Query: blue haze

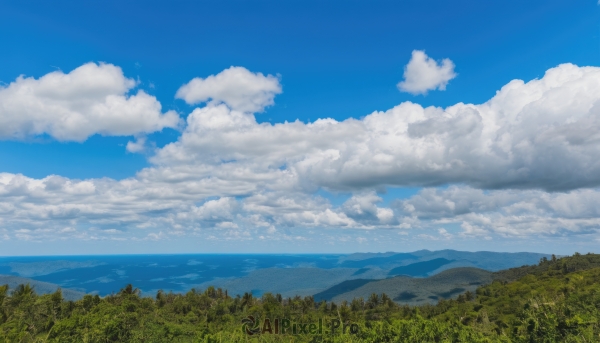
[0,254,343,296]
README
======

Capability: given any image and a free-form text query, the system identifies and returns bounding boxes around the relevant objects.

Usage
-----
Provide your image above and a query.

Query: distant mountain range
[0,250,551,303]
[340,249,553,273]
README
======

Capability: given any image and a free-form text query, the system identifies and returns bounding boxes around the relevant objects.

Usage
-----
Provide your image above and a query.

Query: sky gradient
[1,0,599,255]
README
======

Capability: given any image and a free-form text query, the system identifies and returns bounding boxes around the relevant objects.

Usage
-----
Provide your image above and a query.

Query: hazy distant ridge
[0,250,550,300]
[0,275,86,301]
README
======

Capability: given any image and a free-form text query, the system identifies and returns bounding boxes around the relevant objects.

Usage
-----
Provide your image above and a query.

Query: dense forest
[1,253,599,342]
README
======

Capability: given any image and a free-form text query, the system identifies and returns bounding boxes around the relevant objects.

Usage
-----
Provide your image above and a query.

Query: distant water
[0,254,344,296]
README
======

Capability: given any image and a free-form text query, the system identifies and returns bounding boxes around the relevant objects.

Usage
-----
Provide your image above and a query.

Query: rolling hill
[387,258,454,277]
[315,267,493,305]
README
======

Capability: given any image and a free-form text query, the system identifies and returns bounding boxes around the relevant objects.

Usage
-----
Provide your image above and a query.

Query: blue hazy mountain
[0,254,343,297]
[0,250,550,299]
[338,253,418,269]
[388,258,454,277]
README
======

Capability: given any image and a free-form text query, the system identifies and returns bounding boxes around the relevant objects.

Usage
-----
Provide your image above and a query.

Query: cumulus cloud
[2,172,600,243]
[175,66,282,113]
[177,197,240,227]
[397,50,457,95]
[153,63,600,193]
[396,185,600,238]
[341,192,396,225]
[3,63,600,244]
[0,63,181,141]
[126,136,147,153]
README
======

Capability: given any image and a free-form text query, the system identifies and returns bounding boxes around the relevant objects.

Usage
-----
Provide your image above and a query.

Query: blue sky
[0,1,599,255]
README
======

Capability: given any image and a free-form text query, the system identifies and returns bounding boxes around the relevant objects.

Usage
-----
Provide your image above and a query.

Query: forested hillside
[314,267,493,306]
[0,253,599,342]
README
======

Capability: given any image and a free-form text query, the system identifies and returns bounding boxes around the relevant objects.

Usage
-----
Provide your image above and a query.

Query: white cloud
[438,228,453,239]
[396,185,600,237]
[6,167,600,241]
[0,62,181,142]
[154,63,600,193]
[341,192,397,225]
[397,50,457,95]
[3,63,600,244]
[126,136,147,153]
[175,66,282,113]
[145,231,166,241]
[183,197,239,224]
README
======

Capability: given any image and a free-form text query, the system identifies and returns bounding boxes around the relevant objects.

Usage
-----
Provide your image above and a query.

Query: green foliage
[493,252,600,283]
[0,253,599,342]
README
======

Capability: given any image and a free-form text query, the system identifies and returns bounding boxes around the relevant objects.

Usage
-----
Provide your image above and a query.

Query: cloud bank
[156,63,600,193]
[1,62,600,246]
